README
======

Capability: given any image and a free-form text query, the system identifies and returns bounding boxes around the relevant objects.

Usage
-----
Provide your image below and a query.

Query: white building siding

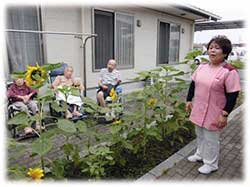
[41,6,83,79]
[41,6,194,95]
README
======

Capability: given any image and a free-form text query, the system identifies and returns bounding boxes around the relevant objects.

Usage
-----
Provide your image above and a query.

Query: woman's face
[15,78,24,87]
[208,41,226,65]
[64,67,73,79]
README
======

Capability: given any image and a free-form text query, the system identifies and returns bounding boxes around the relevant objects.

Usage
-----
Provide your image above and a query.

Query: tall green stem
[143,100,147,159]
[41,156,45,170]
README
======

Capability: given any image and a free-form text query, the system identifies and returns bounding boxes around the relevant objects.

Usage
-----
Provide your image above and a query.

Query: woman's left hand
[217,115,228,128]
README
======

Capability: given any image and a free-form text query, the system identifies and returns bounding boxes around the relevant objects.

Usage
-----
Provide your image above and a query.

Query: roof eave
[175,4,221,21]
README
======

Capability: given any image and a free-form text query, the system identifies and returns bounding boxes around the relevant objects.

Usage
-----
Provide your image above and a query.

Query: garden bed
[104,127,195,179]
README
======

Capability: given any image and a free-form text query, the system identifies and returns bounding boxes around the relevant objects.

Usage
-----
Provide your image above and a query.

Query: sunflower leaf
[11,72,26,79]
[7,112,29,126]
[32,135,53,156]
[57,119,77,133]
[42,63,63,71]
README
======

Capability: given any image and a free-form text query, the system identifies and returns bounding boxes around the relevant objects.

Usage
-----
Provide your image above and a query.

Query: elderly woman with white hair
[52,65,84,119]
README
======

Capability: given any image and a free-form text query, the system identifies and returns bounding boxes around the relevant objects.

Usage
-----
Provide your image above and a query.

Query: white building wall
[41,6,194,96]
[41,6,83,79]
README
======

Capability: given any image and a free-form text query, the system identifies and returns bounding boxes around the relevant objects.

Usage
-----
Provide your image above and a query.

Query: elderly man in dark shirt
[7,78,38,116]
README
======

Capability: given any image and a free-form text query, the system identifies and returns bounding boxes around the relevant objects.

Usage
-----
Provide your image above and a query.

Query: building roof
[145,3,221,21]
[195,20,245,31]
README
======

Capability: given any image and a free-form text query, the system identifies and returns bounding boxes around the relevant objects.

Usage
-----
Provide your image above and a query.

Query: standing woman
[186,36,241,174]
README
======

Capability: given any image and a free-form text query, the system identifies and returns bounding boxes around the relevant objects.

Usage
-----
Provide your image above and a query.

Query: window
[157,21,180,65]
[169,24,180,63]
[94,10,114,70]
[6,6,43,73]
[115,13,134,69]
[93,9,134,70]
[158,22,170,65]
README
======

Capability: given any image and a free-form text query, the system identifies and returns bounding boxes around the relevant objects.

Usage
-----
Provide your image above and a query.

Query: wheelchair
[48,63,88,122]
[6,81,38,139]
[96,84,123,124]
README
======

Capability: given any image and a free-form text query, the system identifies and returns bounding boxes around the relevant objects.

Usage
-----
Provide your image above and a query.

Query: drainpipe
[75,35,97,97]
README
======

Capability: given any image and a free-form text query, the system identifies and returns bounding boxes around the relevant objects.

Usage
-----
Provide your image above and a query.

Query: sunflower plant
[130,61,193,153]
[25,64,48,89]
[8,63,65,177]
[12,63,62,89]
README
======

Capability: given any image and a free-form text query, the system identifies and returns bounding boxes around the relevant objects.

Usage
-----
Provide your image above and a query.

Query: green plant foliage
[31,134,53,156]
[57,119,77,133]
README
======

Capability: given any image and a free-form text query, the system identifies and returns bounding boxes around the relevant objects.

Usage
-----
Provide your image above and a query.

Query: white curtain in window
[115,13,134,68]
[6,7,42,73]
[169,24,180,64]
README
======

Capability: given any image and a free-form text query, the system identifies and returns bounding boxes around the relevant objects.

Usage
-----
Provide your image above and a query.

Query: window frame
[156,19,181,66]
[92,8,135,72]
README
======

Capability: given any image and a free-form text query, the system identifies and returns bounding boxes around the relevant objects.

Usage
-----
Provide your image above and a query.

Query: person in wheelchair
[67,78,84,117]
[7,77,40,134]
[97,59,121,107]
[52,65,84,119]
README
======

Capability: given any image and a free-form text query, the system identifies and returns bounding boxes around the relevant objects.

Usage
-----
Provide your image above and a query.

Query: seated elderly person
[97,59,121,107]
[52,65,84,119]
[7,78,38,116]
[7,77,40,133]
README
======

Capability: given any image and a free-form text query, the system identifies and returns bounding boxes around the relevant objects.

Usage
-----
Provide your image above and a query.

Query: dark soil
[104,127,196,179]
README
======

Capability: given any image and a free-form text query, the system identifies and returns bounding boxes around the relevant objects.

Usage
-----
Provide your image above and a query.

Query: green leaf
[31,135,53,156]
[11,71,26,79]
[179,60,189,64]
[190,63,198,72]
[230,60,244,69]
[174,77,186,82]
[170,71,185,77]
[110,125,123,134]
[7,112,29,126]
[82,97,99,110]
[178,136,184,143]
[70,87,81,97]
[37,89,54,101]
[50,101,65,113]
[51,160,65,179]
[99,107,111,114]
[83,107,95,114]
[184,49,202,60]
[75,120,87,133]
[63,143,74,156]
[42,63,63,71]
[8,166,27,180]
[105,156,113,160]
[32,73,41,81]
[122,141,134,150]
[146,128,162,141]
[57,119,77,133]
[200,57,209,62]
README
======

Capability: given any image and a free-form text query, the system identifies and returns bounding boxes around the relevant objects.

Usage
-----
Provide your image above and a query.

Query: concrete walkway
[160,106,243,180]
[138,105,244,181]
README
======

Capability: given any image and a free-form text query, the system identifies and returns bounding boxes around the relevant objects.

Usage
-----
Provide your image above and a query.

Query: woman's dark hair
[207,35,232,60]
